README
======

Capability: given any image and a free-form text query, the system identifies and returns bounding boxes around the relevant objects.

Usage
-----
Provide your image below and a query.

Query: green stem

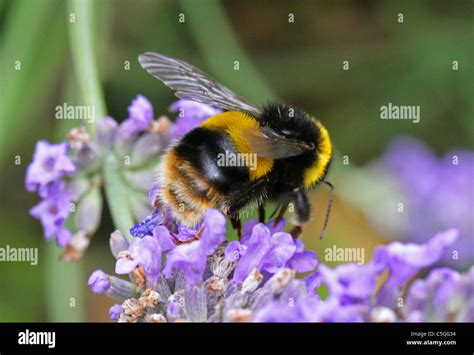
[102,154,135,240]
[67,0,134,240]
[67,0,106,133]
[45,243,86,321]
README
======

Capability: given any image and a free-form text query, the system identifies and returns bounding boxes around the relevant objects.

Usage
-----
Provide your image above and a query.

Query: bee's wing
[244,126,315,159]
[138,52,262,116]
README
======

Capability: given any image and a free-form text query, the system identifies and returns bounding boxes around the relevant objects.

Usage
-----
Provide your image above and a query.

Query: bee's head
[260,103,318,145]
[259,103,332,188]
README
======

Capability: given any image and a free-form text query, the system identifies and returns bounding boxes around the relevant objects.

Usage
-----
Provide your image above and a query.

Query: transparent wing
[138,52,262,116]
[243,126,315,159]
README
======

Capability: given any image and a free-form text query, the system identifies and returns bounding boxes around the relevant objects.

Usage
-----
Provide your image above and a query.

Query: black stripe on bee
[173,128,250,195]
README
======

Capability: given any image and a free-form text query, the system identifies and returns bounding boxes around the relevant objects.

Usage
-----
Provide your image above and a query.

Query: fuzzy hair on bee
[139,52,334,239]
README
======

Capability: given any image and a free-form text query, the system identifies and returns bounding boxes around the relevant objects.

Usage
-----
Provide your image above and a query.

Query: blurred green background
[0,0,472,321]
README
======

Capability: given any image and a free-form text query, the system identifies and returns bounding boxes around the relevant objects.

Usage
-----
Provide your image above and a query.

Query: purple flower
[315,297,366,322]
[375,228,459,307]
[405,267,474,322]
[129,210,164,237]
[55,228,73,248]
[252,273,321,322]
[319,263,379,305]
[229,224,295,283]
[227,220,317,283]
[116,95,154,141]
[380,136,474,268]
[305,271,323,294]
[94,206,471,323]
[169,99,221,139]
[253,296,320,322]
[152,226,176,252]
[314,229,461,321]
[128,95,154,126]
[240,218,286,239]
[163,209,226,284]
[286,239,318,273]
[29,181,73,246]
[88,269,111,294]
[109,304,122,321]
[26,95,176,255]
[224,240,244,262]
[115,235,163,287]
[25,140,76,194]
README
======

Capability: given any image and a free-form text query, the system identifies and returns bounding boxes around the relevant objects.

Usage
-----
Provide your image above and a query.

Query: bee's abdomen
[158,128,249,226]
[159,150,220,226]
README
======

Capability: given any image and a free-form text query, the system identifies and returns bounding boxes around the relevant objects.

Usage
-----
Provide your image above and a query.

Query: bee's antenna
[320,181,335,240]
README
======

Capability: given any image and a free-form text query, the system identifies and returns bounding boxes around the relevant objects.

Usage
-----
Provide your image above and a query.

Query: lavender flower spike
[163,209,226,284]
[25,140,76,194]
[29,181,73,246]
[375,228,459,307]
[115,235,163,288]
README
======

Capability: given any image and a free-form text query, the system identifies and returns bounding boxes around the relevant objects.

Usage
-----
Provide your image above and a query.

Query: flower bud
[130,133,163,166]
[109,230,130,259]
[96,116,118,151]
[88,270,111,294]
[114,121,136,157]
[123,170,154,193]
[65,176,90,201]
[106,276,139,301]
[109,304,122,321]
[75,186,102,234]
[74,144,100,170]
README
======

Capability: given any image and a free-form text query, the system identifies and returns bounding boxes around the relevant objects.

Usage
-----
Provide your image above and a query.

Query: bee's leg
[170,223,205,245]
[290,226,303,238]
[152,200,161,215]
[268,204,280,219]
[290,190,311,239]
[273,203,289,227]
[153,199,162,210]
[227,178,267,215]
[258,204,266,223]
[230,214,242,239]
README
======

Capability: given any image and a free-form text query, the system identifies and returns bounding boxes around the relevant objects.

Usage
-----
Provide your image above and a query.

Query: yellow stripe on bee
[303,120,332,188]
[200,111,274,180]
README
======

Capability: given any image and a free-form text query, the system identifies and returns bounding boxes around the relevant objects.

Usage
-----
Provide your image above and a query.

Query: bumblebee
[139,52,334,239]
